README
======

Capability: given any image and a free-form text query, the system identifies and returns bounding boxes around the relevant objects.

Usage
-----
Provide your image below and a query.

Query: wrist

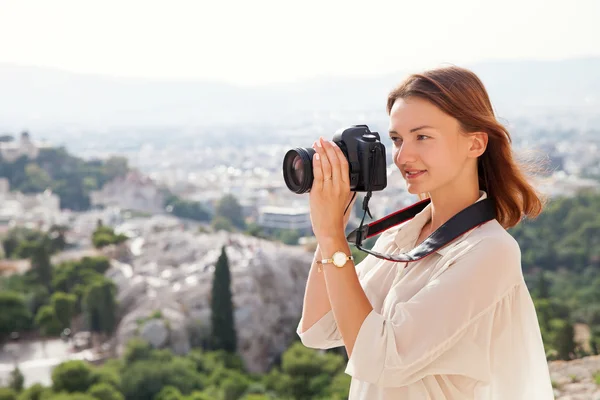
[318,234,350,256]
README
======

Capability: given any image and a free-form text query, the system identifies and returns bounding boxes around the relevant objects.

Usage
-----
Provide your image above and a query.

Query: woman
[296,66,554,399]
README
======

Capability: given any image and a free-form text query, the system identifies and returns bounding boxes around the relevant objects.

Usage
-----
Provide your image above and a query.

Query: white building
[257,206,312,233]
[0,178,64,230]
[0,132,42,162]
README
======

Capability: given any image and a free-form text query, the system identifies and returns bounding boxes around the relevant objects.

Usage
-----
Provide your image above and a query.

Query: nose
[394,141,418,166]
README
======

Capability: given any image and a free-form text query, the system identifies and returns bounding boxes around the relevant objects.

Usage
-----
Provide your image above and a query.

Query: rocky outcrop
[107,222,313,373]
[549,355,600,399]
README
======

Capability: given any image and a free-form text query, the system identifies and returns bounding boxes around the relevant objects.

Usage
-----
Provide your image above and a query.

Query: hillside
[0,57,599,130]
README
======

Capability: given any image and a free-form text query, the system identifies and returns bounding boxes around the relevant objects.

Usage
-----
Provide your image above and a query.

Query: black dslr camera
[283,125,387,194]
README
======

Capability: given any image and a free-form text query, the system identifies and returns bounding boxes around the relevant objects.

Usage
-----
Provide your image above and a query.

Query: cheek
[424,146,458,170]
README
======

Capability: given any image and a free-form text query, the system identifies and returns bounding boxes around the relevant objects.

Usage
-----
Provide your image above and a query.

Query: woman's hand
[309,137,353,243]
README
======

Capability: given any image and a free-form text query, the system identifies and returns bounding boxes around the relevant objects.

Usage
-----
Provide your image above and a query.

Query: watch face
[333,252,347,267]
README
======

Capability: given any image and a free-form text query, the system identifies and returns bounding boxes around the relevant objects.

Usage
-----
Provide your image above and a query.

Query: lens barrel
[283,147,315,194]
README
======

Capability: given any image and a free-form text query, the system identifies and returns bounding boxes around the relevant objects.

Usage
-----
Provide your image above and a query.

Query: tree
[34,305,62,336]
[154,386,184,400]
[211,216,234,232]
[550,319,576,360]
[264,342,347,400]
[120,358,203,400]
[0,291,32,338]
[536,270,550,299]
[277,229,300,245]
[210,246,237,353]
[15,383,52,400]
[8,366,24,392]
[87,383,124,400]
[216,194,246,229]
[51,292,77,330]
[92,225,128,249]
[103,156,129,181]
[0,388,17,400]
[83,278,117,335]
[51,360,94,393]
[30,239,53,292]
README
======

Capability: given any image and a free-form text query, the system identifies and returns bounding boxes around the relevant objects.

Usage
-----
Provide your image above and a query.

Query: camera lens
[283,147,315,194]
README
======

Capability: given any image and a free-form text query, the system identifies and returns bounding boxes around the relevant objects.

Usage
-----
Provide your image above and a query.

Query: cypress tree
[210,245,237,352]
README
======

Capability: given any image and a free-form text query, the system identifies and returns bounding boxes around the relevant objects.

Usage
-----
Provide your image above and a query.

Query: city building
[257,206,312,234]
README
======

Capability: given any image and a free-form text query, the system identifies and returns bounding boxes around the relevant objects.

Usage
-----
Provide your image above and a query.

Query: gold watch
[316,251,354,272]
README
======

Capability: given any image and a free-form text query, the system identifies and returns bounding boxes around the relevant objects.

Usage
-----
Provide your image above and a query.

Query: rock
[110,228,314,373]
[140,319,169,348]
[549,355,600,399]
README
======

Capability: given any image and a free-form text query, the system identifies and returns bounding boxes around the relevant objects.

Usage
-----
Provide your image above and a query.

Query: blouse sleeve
[296,310,343,349]
[296,232,394,349]
[344,235,524,387]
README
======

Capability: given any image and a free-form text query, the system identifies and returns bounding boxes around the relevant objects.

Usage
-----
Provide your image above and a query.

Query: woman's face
[388,96,480,196]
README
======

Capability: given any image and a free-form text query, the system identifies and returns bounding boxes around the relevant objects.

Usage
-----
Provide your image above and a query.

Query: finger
[322,139,342,184]
[312,151,324,192]
[316,137,332,184]
[332,142,350,185]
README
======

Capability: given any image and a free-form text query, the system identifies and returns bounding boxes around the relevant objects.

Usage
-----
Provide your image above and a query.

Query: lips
[405,170,427,179]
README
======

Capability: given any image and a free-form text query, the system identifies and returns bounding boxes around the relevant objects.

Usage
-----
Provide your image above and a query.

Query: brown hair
[387,65,545,229]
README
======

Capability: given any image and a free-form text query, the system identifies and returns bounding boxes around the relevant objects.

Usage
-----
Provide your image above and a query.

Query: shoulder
[468,220,521,256]
[446,220,523,285]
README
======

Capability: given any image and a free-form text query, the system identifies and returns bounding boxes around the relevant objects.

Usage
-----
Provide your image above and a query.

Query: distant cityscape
[0,106,599,251]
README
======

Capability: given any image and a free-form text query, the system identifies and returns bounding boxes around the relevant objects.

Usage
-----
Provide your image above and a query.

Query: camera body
[283,124,387,194]
[332,125,387,192]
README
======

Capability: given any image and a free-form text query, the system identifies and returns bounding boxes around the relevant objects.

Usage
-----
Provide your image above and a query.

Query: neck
[426,177,481,232]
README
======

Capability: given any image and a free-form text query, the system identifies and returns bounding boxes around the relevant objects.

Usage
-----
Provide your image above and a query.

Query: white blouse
[297,191,554,399]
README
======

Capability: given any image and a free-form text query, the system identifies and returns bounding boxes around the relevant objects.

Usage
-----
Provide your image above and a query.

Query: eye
[417,135,430,140]
[390,136,402,144]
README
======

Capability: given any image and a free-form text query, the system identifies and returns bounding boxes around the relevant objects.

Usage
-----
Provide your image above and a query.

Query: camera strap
[346,193,496,263]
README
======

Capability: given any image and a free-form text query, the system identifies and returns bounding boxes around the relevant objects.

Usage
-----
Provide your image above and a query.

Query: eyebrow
[389,125,434,135]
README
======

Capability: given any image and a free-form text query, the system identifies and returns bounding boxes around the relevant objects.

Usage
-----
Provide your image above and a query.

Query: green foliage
[89,362,122,391]
[34,305,63,336]
[29,239,53,291]
[510,191,600,272]
[264,342,348,400]
[0,148,129,211]
[16,343,351,400]
[120,358,204,400]
[154,386,183,400]
[0,291,32,337]
[244,223,266,239]
[549,319,576,360]
[164,194,211,222]
[8,366,25,392]
[51,360,94,393]
[215,194,246,230]
[123,338,153,365]
[16,383,52,400]
[86,383,124,400]
[0,388,17,400]
[50,292,77,330]
[210,246,237,353]
[211,216,234,233]
[275,229,300,246]
[2,226,65,259]
[52,257,111,295]
[92,225,128,249]
[44,393,96,400]
[82,278,117,335]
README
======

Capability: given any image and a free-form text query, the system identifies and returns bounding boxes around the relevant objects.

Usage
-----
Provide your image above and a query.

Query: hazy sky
[0,0,598,85]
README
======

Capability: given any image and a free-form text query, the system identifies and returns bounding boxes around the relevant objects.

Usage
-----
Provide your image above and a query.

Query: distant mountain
[0,57,599,130]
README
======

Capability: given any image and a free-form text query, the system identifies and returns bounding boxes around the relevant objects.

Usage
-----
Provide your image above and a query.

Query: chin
[406,183,428,195]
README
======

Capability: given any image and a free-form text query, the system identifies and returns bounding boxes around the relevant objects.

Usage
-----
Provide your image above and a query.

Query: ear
[468,132,488,158]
